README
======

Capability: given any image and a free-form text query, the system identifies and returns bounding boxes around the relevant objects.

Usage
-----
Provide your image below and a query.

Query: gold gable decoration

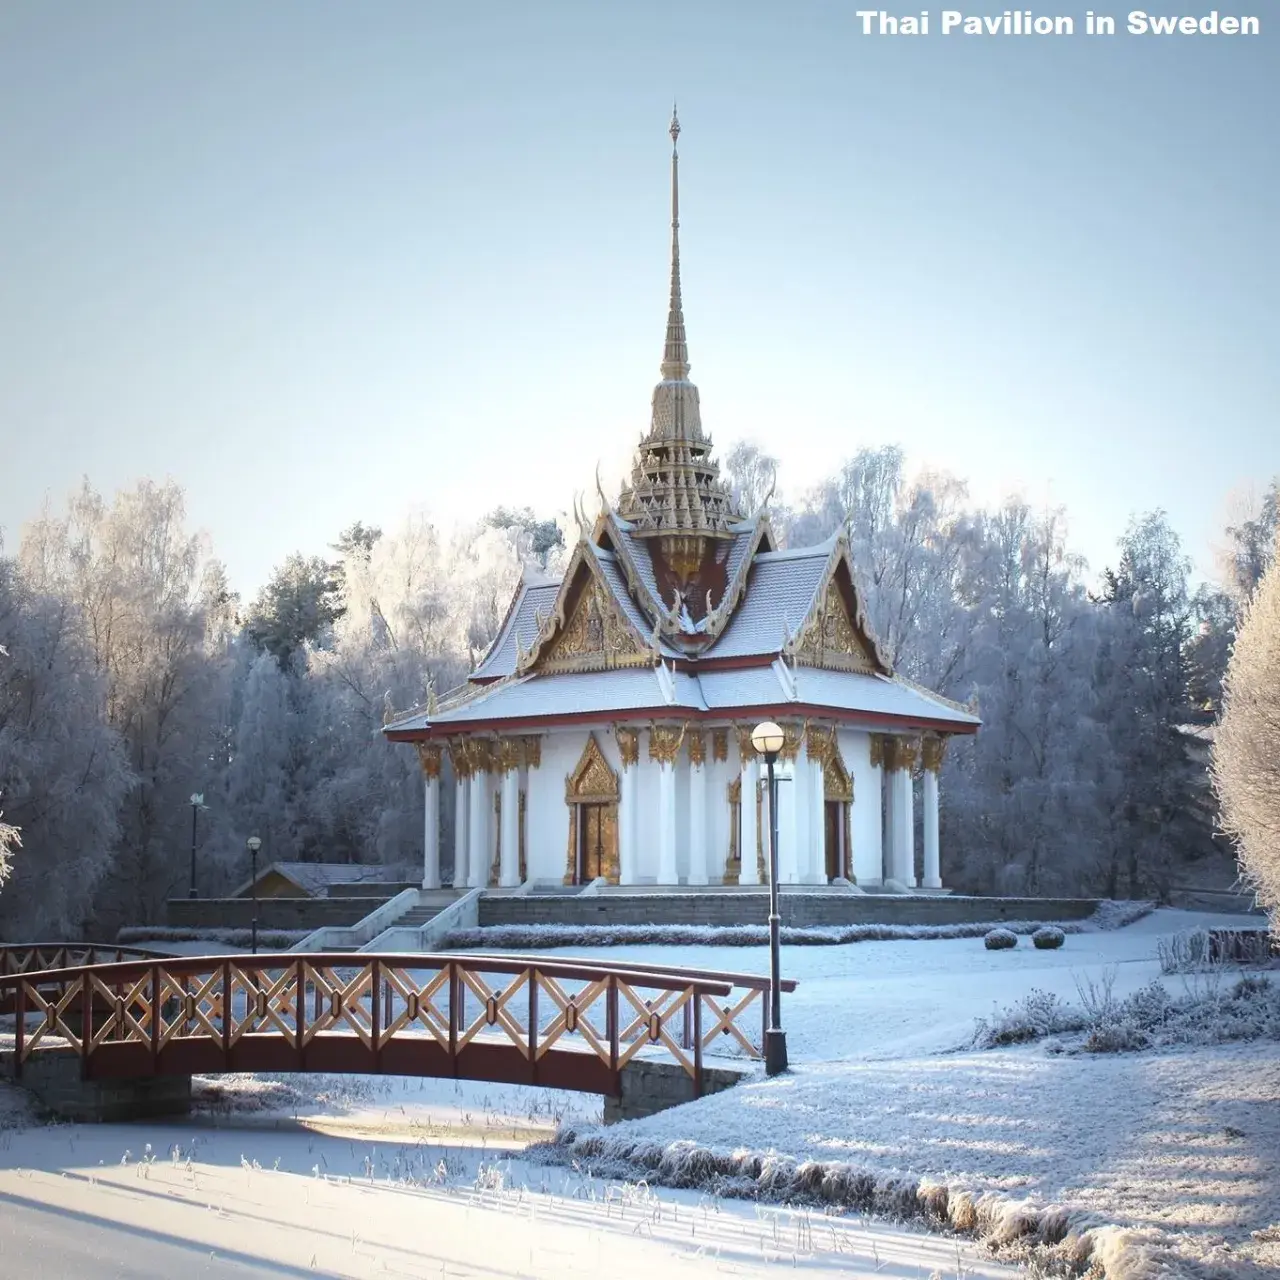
[795,581,879,674]
[564,735,620,805]
[536,576,650,675]
[823,748,853,803]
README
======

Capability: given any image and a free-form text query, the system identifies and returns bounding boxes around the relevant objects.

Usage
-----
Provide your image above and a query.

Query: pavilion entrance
[822,744,853,882]
[564,735,620,885]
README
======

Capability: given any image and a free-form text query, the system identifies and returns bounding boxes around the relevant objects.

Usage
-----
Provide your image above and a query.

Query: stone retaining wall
[0,1048,191,1123]
[605,1059,745,1124]
[480,893,1098,930]
[166,896,385,931]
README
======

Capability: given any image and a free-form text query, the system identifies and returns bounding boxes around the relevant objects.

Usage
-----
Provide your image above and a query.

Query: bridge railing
[0,952,786,1098]
[0,943,173,980]
[459,951,797,1060]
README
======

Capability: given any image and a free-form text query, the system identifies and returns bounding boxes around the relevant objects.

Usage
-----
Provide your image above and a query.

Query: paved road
[0,1191,298,1278]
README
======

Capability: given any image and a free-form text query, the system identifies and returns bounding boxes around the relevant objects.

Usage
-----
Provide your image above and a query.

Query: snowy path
[0,1121,1015,1279]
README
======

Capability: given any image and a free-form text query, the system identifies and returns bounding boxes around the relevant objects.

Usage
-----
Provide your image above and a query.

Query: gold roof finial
[661,103,688,382]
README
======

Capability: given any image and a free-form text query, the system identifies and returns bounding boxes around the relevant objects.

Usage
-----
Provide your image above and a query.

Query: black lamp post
[246,835,262,953]
[751,720,788,1076]
[188,793,204,898]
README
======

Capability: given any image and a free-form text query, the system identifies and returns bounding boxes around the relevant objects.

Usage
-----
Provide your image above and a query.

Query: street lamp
[751,720,788,1076]
[246,835,262,954]
[188,794,205,898]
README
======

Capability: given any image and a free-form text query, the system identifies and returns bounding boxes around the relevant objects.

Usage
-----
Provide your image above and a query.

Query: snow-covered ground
[524,909,1279,1276]
[0,1112,1018,1278]
[2,907,1274,1276]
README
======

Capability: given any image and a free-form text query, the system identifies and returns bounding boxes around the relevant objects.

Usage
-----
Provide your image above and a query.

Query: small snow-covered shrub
[972,988,1085,1048]
[1032,926,1065,950]
[984,928,1017,951]
[1156,928,1211,974]
[1083,1022,1150,1053]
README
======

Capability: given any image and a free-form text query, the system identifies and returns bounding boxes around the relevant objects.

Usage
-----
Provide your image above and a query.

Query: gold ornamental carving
[823,746,853,804]
[687,729,706,768]
[447,740,472,780]
[734,724,756,761]
[497,737,523,774]
[805,725,836,766]
[648,724,686,766]
[564,735,620,805]
[869,734,886,770]
[416,743,443,779]
[523,735,541,770]
[794,580,879,674]
[712,729,729,763]
[616,727,640,769]
[468,739,493,775]
[779,722,804,764]
[538,576,649,674]
[922,736,946,773]
[882,736,919,773]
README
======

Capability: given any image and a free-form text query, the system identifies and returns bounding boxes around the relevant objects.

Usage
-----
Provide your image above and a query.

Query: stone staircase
[388,891,463,930]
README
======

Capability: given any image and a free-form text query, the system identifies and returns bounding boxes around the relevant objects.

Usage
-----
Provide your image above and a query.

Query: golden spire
[661,103,689,381]
[615,109,739,571]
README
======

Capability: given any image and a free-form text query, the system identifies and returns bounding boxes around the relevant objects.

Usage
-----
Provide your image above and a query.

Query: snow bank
[531,1129,1209,1279]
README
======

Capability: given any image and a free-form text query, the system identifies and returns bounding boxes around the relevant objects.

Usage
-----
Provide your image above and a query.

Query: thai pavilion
[384,112,979,893]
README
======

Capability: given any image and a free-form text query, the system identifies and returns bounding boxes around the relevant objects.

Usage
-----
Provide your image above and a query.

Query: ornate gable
[519,548,653,676]
[790,542,891,676]
[564,734,619,803]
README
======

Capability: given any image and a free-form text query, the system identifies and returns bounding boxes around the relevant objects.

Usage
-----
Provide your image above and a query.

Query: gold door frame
[563,735,620,885]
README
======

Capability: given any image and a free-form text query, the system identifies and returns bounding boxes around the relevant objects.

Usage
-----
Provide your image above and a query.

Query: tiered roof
[384,115,979,746]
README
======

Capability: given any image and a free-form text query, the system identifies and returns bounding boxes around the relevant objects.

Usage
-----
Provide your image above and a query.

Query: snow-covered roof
[470,572,562,681]
[231,861,419,899]
[707,544,831,658]
[410,668,707,726]
[386,661,977,733]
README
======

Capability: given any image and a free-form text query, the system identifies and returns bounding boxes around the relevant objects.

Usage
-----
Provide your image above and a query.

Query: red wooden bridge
[0,947,795,1099]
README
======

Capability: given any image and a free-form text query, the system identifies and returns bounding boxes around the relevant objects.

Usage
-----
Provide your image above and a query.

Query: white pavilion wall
[525,728,581,882]
[841,728,884,885]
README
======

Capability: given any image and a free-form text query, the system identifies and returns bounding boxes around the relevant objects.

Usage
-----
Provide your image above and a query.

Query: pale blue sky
[1,2,1275,598]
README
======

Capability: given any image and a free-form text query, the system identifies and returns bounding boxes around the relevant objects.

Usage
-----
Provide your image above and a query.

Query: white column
[688,734,708,886]
[499,760,520,888]
[809,740,826,882]
[922,737,943,889]
[468,759,491,888]
[891,742,917,888]
[618,729,639,886]
[851,733,883,886]
[740,754,760,886]
[776,756,800,885]
[453,772,470,889]
[423,771,441,889]
[657,763,678,884]
[882,743,896,883]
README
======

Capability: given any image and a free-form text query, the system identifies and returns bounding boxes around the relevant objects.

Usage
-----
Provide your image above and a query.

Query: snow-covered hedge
[116,926,309,949]
[983,928,1018,950]
[445,901,1154,951]
[1032,926,1066,950]
[532,1129,1195,1279]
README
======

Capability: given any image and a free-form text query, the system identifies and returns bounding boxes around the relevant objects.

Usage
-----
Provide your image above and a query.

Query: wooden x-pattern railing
[0,952,793,1099]
[0,943,169,981]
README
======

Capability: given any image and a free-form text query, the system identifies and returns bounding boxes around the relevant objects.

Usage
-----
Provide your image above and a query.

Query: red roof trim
[384,703,977,742]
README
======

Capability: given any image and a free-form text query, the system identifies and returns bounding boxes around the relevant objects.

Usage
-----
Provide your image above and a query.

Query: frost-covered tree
[1222,479,1279,605]
[1094,512,1203,897]
[19,480,235,924]
[1214,536,1280,923]
[244,553,343,667]
[0,561,131,935]
[723,441,779,518]
[486,507,564,571]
